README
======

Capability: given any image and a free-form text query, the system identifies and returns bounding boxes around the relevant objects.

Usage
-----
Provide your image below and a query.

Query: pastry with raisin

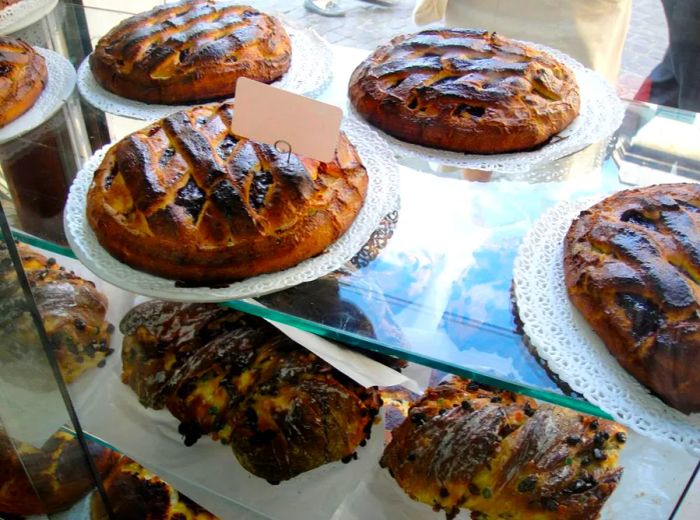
[0,36,47,128]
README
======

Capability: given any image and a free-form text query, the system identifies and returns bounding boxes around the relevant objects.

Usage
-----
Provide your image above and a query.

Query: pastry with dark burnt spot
[564,183,700,413]
[91,456,219,520]
[89,0,291,104]
[381,378,625,520]
[0,425,119,516]
[120,300,382,482]
[87,101,368,283]
[349,29,579,154]
[0,36,47,128]
[0,242,114,384]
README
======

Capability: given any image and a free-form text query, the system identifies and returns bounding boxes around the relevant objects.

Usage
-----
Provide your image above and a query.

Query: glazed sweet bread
[0,242,114,384]
[120,300,382,483]
[90,0,291,104]
[0,36,47,128]
[564,183,700,413]
[91,457,219,520]
[87,101,367,284]
[0,425,119,516]
[349,29,580,154]
[382,378,626,520]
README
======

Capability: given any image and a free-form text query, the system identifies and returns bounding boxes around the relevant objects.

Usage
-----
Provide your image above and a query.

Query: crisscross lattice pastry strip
[564,183,700,413]
[87,101,368,283]
[349,29,580,153]
[0,36,46,128]
[90,0,291,103]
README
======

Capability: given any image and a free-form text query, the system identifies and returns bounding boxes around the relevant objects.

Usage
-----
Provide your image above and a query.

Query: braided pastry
[0,36,46,128]
[0,242,114,384]
[90,0,291,104]
[564,183,700,413]
[87,101,367,283]
[120,300,382,483]
[0,425,119,516]
[91,457,219,520]
[349,29,580,154]
[382,378,625,520]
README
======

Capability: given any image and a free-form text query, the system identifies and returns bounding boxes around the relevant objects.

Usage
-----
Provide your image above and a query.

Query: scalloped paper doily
[513,196,700,455]
[0,0,58,34]
[77,25,332,121]
[0,47,76,144]
[64,117,399,302]
[349,43,624,174]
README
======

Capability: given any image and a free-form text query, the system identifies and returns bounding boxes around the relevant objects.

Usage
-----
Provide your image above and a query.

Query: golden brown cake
[0,425,119,516]
[87,101,368,284]
[564,183,700,413]
[91,457,219,520]
[89,0,291,104]
[120,300,382,483]
[0,242,114,384]
[349,29,580,154]
[382,378,626,520]
[0,36,47,128]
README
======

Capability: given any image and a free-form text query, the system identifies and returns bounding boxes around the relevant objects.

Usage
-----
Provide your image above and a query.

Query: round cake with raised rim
[86,101,368,284]
[349,29,580,154]
[89,0,291,104]
[0,36,46,128]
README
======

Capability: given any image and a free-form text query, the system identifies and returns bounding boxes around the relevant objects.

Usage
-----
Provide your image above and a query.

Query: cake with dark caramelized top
[89,0,291,104]
[349,29,580,154]
[120,300,382,483]
[564,183,700,413]
[382,378,626,520]
[86,101,367,283]
[0,36,46,128]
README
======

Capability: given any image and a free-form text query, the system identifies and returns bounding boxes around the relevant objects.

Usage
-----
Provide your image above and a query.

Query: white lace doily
[0,47,75,144]
[513,196,700,455]
[349,44,624,174]
[77,26,333,121]
[0,0,57,34]
[64,117,399,302]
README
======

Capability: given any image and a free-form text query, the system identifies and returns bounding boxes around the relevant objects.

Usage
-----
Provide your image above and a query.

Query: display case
[1,1,699,519]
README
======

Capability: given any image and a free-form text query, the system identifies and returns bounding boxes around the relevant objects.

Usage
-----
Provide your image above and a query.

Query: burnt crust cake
[0,426,119,516]
[89,0,291,104]
[564,183,700,413]
[86,101,368,284]
[0,36,47,128]
[120,300,382,483]
[91,457,219,520]
[349,29,580,154]
[381,378,626,520]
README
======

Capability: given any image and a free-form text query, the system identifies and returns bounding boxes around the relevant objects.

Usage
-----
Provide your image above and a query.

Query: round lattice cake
[349,29,580,154]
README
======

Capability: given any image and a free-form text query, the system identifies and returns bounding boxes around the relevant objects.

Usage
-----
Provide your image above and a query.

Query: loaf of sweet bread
[90,0,291,104]
[382,378,626,520]
[564,183,700,413]
[349,29,580,154]
[87,101,368,283]
[0,36,47,128]
[120,300,382,483]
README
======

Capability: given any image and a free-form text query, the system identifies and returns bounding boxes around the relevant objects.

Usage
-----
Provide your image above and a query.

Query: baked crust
[86,101,368,283]
[0,36,47,128]
[89,0,291,104]
[564,183,700,413]
[91,457,218,520]
[120,301,382,482]
[0,426,119,516]
[349,29,580,154]
[382,378,625,520]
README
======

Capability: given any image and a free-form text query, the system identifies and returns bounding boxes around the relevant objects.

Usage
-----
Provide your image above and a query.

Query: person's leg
[647,47,681,107]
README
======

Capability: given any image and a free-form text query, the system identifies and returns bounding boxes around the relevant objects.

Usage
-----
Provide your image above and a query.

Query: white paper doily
[513,196,700,455]
[77,25,333,121]
[0,47,76,144]
[64,117,399,302]
[349,44,624,174]
[0,0,58,34]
